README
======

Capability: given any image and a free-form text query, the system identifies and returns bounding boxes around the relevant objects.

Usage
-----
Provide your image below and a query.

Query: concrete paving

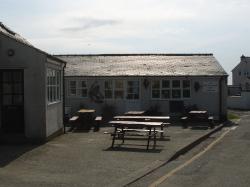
[0,125,217,187]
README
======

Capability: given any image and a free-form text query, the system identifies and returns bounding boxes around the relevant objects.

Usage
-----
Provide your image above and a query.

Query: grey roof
[57,54,228,77]
[0,22,66,65]
[0,22,33,47]
[232,55,250,72]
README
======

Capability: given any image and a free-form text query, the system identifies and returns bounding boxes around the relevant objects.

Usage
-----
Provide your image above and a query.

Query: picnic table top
[78,109,96,113]
[114,116,170,120]
[124,111,145,115]
[189,110,207,114]
[109,120,163,127]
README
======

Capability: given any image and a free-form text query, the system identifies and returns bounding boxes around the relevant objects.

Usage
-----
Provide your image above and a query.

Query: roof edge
[55,53,213,57]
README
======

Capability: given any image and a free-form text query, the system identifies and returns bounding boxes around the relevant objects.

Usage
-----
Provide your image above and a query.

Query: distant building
[232,55,250,90]
[228,55,250,109]
[0,23,66,142]
[58,54,228,121]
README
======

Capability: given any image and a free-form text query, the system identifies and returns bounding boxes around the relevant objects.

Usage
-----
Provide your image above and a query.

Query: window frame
[78,80,88,98]
[47,68,61,105]
[151,79,191,100]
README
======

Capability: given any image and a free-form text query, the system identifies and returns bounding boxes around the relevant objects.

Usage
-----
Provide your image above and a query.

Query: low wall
[228,92,250,109]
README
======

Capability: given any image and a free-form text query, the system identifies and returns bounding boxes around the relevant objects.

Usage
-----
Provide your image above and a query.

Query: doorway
[0,70,24,133]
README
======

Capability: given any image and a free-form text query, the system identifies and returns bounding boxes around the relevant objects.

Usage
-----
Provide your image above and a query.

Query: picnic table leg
[122,127,125,144]
[147,127,152,150]
[153,127,157,149]
[111,127,117,148]
[161,124,164,138]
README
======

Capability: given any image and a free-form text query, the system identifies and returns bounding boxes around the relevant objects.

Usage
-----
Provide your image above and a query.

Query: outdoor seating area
[68,108,102,131]
[105,111,171,150]
[181,110,215,129]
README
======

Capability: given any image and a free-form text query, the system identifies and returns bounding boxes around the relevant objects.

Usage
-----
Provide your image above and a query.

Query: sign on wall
[203,80,218,92]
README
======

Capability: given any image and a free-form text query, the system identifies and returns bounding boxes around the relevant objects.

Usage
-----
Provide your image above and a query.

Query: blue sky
[1,0,250,83]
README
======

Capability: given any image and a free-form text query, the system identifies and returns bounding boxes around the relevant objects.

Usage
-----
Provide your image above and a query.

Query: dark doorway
[0,70,24,133]
[170,100,184,113]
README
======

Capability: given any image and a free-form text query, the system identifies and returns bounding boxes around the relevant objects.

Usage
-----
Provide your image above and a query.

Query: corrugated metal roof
[57,54,228,77]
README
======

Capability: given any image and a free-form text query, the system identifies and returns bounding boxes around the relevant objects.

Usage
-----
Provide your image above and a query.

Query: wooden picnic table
[181,110,214,128]
[77,109,96,129]
[113,116,170,137]
[114,116,170,121]
[78,109,96,113]
[108,120,163,149]
[124,111,145,116]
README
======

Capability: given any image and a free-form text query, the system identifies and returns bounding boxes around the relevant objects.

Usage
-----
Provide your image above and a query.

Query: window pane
[115,80,123,89]
[152,80,160,89]
[183,80,190,88]
[81,89,87,97]
[172,80,180,88]
[3,95,12,105]
[69,81,76,95]
[81,81,86,88]
[2,72,12,82]
[12,72,22,82]
[13,95,23,105]
[115,90,124,99]
[161,90,170,99]
[105,90,112,98]
[152,90,160,98]
[105,81,112,89]
[162,80,170,88]
[13,83,23,94]
[3,83,12,94]
[172,89,181,98]
[183,89,190,98]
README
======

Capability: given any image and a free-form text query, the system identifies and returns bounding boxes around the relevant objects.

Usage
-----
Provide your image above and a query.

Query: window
[151,79,191,100]
[127,81,139,99]
[47,68,61,104]
[152,80,160,99]
[239,71,241,76]
[79,81,87,98]
[161,80,170,99]
[104,80,113,99]
[69,81,77,96]
[114,80,124,99]
[183,80,191,98]
[172,80,181,98]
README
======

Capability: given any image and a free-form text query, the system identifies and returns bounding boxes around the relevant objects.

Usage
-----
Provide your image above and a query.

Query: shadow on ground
[0,144,40,167]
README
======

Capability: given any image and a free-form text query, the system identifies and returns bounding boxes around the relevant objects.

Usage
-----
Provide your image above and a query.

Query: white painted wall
[228,92,250,109]
[0,33,64,141]
[65,76,227,120]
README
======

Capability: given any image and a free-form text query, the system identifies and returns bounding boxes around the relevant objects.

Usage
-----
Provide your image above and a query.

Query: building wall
[45,60,64,137]
[0,34,46,140]
[0,34,64,141]
[228,92,250,110]
[65,76,227,120]
[232,58,250,90]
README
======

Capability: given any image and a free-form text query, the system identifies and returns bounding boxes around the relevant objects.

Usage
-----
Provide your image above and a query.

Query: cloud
[61,17,121,33]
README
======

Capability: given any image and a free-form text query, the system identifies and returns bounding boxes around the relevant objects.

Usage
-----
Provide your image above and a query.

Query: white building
[232,55,250,90]
[58,54,228,121]
[228,55,250,109]
[0,23,66,142]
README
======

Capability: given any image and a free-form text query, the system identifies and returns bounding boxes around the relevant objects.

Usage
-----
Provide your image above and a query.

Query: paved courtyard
[0,125,217,187]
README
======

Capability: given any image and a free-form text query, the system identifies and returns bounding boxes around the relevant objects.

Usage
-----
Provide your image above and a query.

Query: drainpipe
[62,63,66,134]
[219,76,227,122]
